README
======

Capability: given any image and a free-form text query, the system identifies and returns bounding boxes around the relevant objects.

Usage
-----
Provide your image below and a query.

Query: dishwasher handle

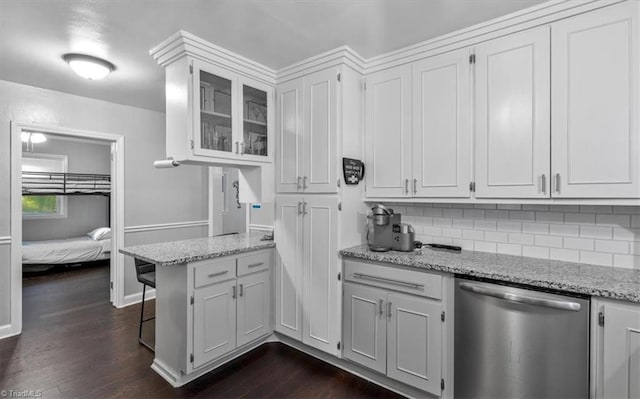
[459,282,582,312]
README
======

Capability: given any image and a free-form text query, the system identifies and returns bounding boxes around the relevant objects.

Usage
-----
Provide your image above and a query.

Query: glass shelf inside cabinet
[243,85,268,157]
[200,70,232,152]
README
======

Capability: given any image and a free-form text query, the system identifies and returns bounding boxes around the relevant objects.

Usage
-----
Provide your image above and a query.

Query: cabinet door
[303,68,338,193]
[237,270,271,346]
[601,301,640,399]
[238,75,272,162]
[387,292,442,395]
[192,279,237,369]
[475,26,551,198]
[276,78,304,193]
[302,196,340,355]
[365,65,413,198]
[192,59,238,159]
[342,283,387,374]
[274,196,304,340]
[412,49,472,198]
[551,1,640,198]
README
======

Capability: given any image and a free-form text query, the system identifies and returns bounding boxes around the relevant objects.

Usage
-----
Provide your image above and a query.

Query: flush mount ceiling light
[62,53,115,80]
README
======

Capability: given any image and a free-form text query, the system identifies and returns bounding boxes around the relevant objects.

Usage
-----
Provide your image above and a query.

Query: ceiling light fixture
[62,53,116,80]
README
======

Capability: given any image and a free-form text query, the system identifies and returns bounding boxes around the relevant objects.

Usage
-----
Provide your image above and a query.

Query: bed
[22,227,112,269]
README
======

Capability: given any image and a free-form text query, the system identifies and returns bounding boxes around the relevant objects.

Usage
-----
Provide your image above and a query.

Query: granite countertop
[120,232,275,266]
[340,244,640,303]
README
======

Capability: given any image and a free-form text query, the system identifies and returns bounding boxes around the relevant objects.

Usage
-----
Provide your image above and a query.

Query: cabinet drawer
[193,257,236,288]
[344,259,442,300]
[237,250,271,276]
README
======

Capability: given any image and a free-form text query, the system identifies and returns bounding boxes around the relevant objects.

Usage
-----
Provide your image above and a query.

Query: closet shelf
[22,171,111,196]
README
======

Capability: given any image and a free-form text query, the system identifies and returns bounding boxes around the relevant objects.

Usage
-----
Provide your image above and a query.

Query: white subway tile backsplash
[595,240,629,254]
[508,233,534,245]
[550,224,579,237]
[498,243,522,256]
[522,246,549,259]
[563,237,594,251]
[522,222,549,235]
[536,212,564,223]
[580,251,613,267]
[580,225,613,239]
[497,221,522,232]
[596,214,631,227]
[565,212,596,225]
[509,211,536,221]
[535,235,564,248]
[402,203,640,269]
[549,248,580,262]
[474,241,497,253]
[485,231,509,243]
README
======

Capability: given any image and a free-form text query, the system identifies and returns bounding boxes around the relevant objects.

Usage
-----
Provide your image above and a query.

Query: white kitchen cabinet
[474,26,551,198]
[594,299,640,399]
[236,270,271,347]
[343,283,387,374]
[364,64,413,198]
[342,259,445,396]
[551,0,640,198]
[275,67,340,194]
[412,49,472,198]
[192,278,237,368]
[274,195,341,355]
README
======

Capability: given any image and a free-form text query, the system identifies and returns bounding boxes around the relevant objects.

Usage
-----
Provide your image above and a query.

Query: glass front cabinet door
[192,59,272,162]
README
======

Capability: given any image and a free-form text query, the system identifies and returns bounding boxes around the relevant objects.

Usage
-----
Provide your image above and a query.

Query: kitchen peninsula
[120,232,275,387]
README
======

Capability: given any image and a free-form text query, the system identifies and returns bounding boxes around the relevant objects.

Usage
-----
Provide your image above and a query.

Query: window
[22,154,68,219]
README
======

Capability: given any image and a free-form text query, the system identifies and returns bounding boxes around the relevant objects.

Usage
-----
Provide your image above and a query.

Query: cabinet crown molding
[276,45,366,83]
[149,30,277,85]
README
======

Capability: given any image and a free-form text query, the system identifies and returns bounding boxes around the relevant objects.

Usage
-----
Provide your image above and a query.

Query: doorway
[9,122,125,337]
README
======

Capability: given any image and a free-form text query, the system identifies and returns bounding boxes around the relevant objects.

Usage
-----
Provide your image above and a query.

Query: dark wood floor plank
[0,264,403,398]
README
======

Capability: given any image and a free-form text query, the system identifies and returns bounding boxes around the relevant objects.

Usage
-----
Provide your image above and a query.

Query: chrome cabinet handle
[240,142,245,155]
[413,178,417,194]
[247,262,264,268]
[239,284,244,297]
[207,270,228,278]
[404,179,409,194]
[387,301,392,319]
[297,201,302,215]
[378,299,384,318]
[235,141,239,154]
[353,272,424,289]
[302,201,307,216]
[459,282,581,311]
[297,176,301,190]
[555,173,561,193]
[303,176,308,190]
[541,174,546,194]
[232,285,236,299]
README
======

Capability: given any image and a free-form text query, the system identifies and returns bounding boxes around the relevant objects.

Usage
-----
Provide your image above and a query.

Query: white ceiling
[0,0,547,112]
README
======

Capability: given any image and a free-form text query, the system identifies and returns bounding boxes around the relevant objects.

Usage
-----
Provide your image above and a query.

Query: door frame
[8,121,125,338]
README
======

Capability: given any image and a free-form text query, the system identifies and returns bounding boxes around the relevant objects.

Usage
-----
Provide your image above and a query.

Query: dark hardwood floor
[0,263,402,398]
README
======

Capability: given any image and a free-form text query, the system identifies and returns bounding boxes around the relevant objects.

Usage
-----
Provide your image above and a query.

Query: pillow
[87,227,111,241]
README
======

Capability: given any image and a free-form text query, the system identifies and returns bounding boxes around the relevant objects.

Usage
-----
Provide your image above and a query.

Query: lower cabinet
[594,299,640,399]
[342,259,445,396]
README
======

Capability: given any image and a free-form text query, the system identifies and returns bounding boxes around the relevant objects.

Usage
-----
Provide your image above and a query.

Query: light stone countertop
[120,231,275,266]
[340,244,640,303]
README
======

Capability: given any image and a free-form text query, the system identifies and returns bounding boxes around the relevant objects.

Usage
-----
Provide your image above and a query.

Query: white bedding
[22,236,111,264]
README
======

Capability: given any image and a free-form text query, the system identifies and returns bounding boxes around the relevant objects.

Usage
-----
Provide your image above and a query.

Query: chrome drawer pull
[208,270,229,278]
[378,299,384,318]
[387,301,392,319]
[239,284,244,297]
[353,273,424,289]
[459,282,581,311]
[247,262,264,268]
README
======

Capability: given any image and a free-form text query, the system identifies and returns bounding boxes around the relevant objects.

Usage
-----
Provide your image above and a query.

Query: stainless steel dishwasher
[454,278,590,399]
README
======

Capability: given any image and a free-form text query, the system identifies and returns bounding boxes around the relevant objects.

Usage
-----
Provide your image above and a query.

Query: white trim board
[125,220,209,234]
[6,121,126,340]
[120,288,156,309]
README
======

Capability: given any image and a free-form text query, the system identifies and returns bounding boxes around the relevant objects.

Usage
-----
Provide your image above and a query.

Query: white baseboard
[0,323,21,340]
[119,288,156,308]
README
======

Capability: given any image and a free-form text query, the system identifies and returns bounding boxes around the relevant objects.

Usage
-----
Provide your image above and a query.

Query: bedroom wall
[0,80,209,331]
[22,137,111,241]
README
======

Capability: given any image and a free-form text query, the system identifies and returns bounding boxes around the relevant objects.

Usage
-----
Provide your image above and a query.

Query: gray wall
[22,137,111,241]
[0,80,209,328]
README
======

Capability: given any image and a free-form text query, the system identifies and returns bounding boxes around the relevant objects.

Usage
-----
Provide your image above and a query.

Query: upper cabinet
[474,26,551,198]
[151,31,275,167]
[276,65,360,194]
[551,0,640,198]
